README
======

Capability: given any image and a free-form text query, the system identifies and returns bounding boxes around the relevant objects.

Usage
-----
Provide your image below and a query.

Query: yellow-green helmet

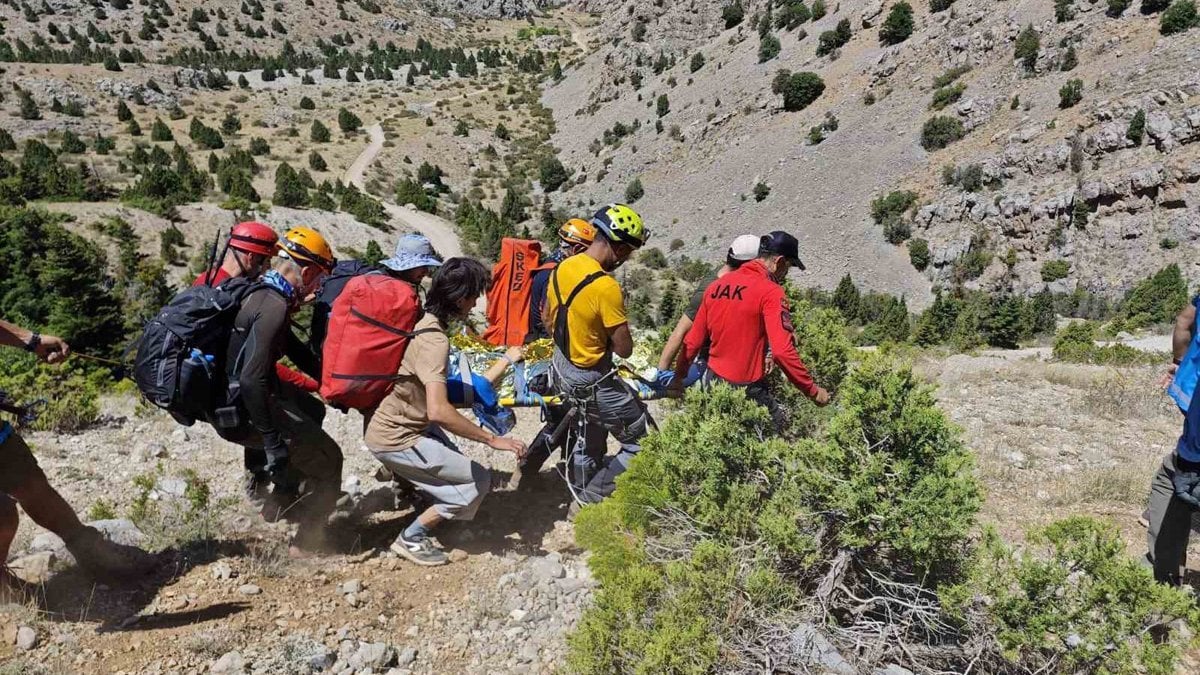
[590,203,649,248]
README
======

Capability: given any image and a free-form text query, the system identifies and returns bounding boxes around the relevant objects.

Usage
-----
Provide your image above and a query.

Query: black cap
[759,231,805,270]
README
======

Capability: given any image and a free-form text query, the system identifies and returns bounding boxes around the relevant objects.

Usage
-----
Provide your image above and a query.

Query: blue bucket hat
[381,234,443,272]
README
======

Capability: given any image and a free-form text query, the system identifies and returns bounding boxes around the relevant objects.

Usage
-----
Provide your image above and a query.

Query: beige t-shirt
[363,314,448,451]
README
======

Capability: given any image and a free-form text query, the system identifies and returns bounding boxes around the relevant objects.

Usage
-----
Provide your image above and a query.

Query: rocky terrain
[543,0,1200,306]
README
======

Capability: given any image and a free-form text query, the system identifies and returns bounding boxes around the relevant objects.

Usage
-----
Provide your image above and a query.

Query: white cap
[728,234,761,262]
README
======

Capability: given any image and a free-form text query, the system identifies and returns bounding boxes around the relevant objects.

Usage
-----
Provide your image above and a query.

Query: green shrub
[310,120,330,142]
[721,0,744,28]
[870,189,918,224]
[773,70,825,111]
[655,93,669,117]
[308,151,327,172]
[1142,0,1172,13]
[944,518,1199,674]
[879,1,914,45]
[908,237,930,271]
[337,108,362,134]
[1058,78,1083,108]
[298,96,315,110]
[1060,44,1078,71]
[0,352,108,432]
[816,19,852,55]
[930,0,956,11]
[59,130,86,154]
[931,82,966,110]
[150,118,173,142]
[1108,0,1131,15]
[1127,109,1146,144]
[637,247,667,269]
[1160,0,1198,33]
[811,0,826,19]
[395,178,436,213]
[0,129,15,152]
[570,352,980,671]
[1118,264,1188,329]
[1040,259,1070,281]
[188,118,224,149]
[921,115,966,150]
[758,32,781,62]
[248,137,270,156]
[1014,24,1040,72]
[1055,0,1076,22]
[689,52,705,73]
[539,156,569,192]
[1052,321,1159,365]
[624,177,644,203]
[753,181,770,202]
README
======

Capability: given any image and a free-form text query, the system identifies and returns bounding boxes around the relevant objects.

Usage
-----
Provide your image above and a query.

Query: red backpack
[482,238,555,347]
[319,275,433,410]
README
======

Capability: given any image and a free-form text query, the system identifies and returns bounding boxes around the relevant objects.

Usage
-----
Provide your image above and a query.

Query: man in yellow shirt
[546,203,651,506]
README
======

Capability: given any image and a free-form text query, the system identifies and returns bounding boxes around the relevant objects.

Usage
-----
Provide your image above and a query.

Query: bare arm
[482,346,525,386]
[657,316,693,371]
[1173,303,1196,363]
[426,381,527,455]
[0,319,70,363]
[609,323,634,360]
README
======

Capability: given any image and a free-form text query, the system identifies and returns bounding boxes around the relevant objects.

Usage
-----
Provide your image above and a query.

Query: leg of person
[371,429,492,566]
[1145,453,1193,585]
[519,403,570,477]
[0,427,153,579]
[0,493,23,600]
[578,378,650,504]
[277,387,344,549]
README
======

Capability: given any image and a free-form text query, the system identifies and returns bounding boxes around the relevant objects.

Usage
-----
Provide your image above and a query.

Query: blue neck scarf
[263,269,296,301]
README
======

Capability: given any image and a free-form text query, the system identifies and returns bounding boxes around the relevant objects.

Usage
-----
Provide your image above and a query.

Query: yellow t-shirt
[546,253,627,368]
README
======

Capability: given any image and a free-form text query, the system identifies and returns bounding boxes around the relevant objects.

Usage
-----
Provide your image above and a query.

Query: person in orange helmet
[215,226,342,554]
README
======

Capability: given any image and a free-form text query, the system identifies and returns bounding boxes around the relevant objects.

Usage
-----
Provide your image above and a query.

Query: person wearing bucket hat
[381,233,444,278]
[673,230,829,418]
[652,234,761,390]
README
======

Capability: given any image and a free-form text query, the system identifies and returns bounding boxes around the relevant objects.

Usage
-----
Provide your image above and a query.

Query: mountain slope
[543,0,1200,305]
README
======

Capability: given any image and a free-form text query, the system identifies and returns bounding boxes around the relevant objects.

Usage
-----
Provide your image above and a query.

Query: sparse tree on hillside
[1160,0,1199,34]
[689,52,705,73]
[311,120,331,142]
[151,118,173,142]
[17,90,41,120]
[273,162,308,208]
[625,177,645,203]
[1108,0,1131,16]
[308,150,327,171]
[1060,44,1078,71]
[1127,109,1146,145]
[1055,0,1076,22]
[221,112,241,135]
[758,32,781,62]
[539,156,569,192]
[722,0,745,28]
[299,96,315,110]
[248,137,270,156]
[656,93,670,117]
[1014,24,1040,72]
[879,1,914,45]
[117,100,133,122]
[337,107,362,134]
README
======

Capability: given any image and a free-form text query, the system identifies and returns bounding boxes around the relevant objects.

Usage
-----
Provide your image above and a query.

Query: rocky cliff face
[544,0,1200,303]
[425,0,563,19]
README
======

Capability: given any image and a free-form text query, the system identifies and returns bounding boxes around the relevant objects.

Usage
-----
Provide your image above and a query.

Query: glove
[1171,459,1200,510]
[263,439,294,494]
[653,368,676,391]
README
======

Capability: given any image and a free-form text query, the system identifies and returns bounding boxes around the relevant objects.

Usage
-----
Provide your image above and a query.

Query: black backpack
[310,259,380,356]
[133,277,260,426]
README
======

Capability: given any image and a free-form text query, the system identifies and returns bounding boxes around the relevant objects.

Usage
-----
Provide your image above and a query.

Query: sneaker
[63,526,156,580]
[390,533,448,567]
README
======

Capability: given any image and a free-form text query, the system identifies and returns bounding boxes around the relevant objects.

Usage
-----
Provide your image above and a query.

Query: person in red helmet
[194,221,278,287]
[192,224,320,394]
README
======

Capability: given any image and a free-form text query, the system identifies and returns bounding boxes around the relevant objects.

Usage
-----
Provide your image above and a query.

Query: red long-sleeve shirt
[193,269,319,393]
[678,260,818,397]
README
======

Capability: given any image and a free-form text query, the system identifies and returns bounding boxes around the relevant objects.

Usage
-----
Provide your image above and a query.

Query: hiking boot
[63,526,156,580]
[390,533,448,567]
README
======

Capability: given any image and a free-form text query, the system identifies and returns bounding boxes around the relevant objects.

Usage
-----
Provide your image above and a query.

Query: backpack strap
[457,351,475,408]
[551,269,607,368]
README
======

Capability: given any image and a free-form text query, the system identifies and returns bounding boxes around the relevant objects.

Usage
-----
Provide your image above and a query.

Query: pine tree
[832,274,861,323]
[273,162,308,207]
[151,118,173,142]
[311,120,331,142]
[658,280,681,326]
[117,100,133,122]
[363,240,384,265]
[17,90,41,120]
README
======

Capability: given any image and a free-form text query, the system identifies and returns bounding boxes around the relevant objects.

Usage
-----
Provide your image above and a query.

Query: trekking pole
[71,352,128,368]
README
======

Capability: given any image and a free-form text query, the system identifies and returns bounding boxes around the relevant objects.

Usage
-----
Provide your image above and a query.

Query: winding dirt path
[344,124,464,259]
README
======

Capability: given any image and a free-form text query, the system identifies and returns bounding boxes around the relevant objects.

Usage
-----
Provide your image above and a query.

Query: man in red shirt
[674,231,830,412]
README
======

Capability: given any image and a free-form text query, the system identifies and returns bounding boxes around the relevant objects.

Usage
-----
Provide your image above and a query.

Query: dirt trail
[344,123,465,260]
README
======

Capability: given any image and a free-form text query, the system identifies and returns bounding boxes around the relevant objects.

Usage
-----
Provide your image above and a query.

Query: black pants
[519,403,572,475]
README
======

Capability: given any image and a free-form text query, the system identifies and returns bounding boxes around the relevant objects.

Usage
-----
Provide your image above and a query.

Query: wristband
[24,332,40,353]
[500,354,516,367]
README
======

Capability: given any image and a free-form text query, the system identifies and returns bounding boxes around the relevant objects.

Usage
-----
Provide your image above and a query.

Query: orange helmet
[558,218,597,248]
[279,226,334,270]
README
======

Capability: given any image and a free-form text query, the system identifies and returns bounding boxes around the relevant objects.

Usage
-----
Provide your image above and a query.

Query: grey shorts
[370,427,492,521]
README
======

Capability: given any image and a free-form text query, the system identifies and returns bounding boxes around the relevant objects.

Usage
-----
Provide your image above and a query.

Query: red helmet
[229,221,278,257]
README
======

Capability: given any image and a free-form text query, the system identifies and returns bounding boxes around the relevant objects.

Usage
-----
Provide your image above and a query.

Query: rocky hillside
[543,0,1200,305]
